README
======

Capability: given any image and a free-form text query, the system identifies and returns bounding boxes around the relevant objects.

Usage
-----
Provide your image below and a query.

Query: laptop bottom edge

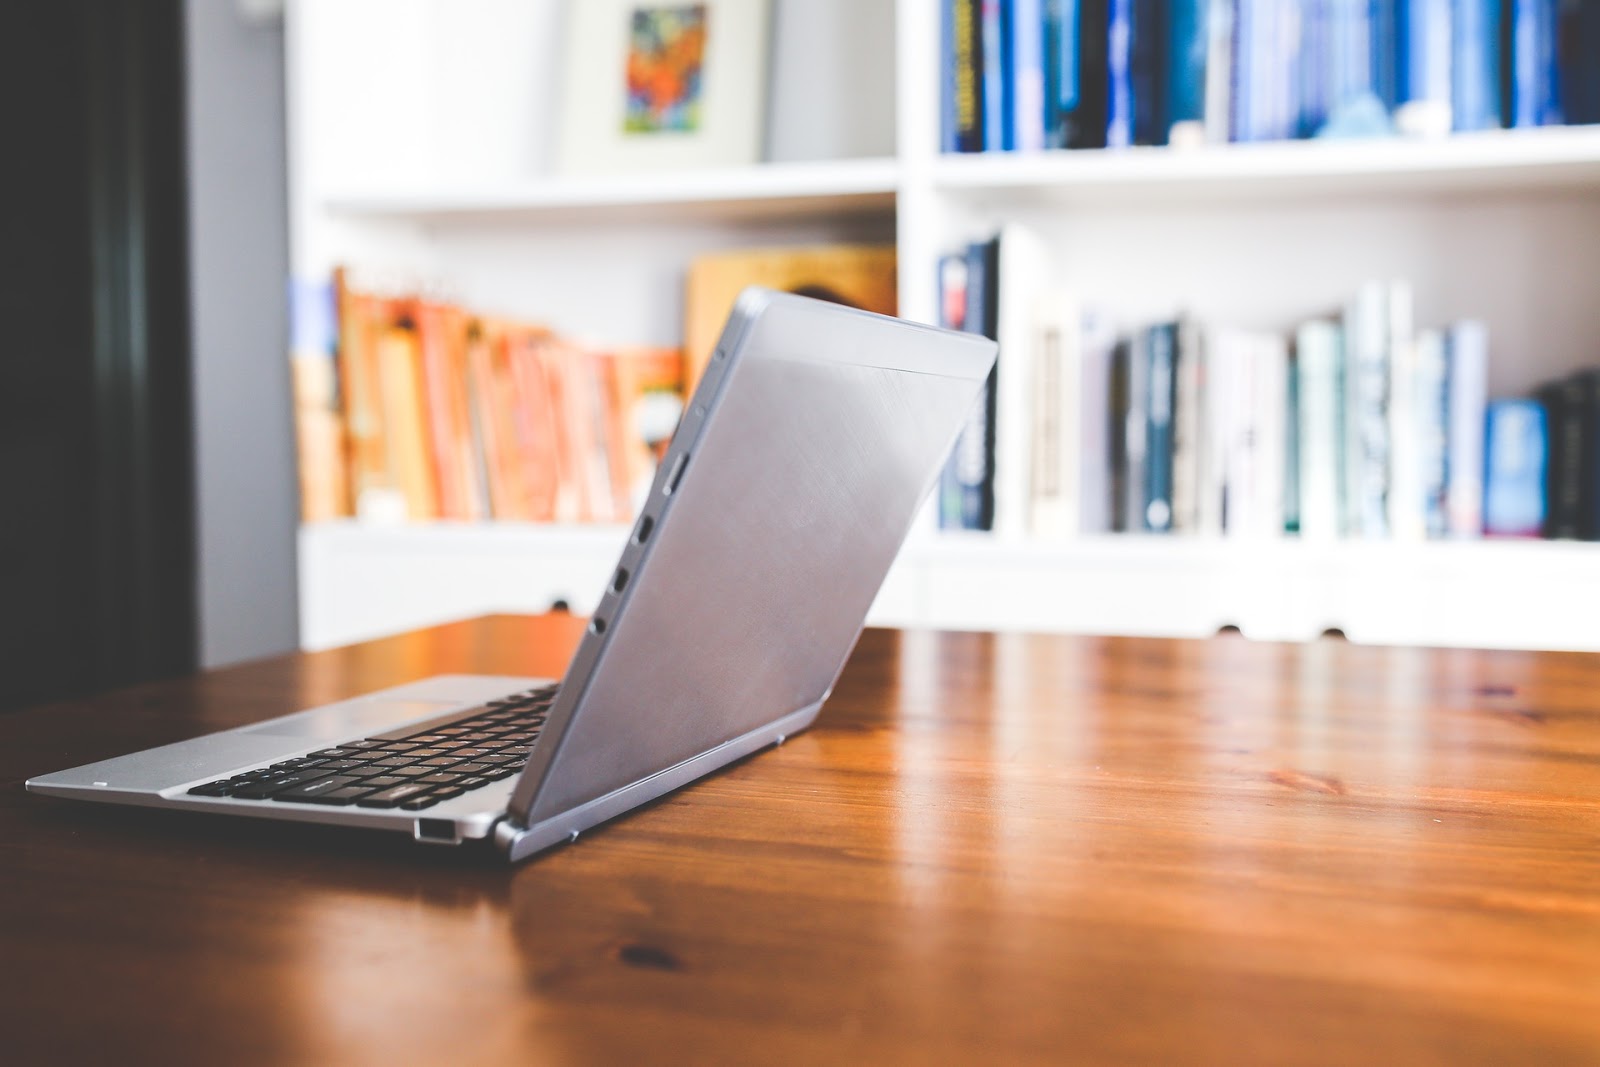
[495,701,822,863]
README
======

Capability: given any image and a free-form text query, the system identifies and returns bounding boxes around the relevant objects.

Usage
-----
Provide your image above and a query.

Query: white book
[1170,317,1205,533]
[1414,329,1450,538]
[1252,331,1290,539]
[1029,292,1082,539]
[992,224,1054,539]
[1385,280,1418,540]
[1343,281,1391,538]
[1199,326,1235,537]
[1295,319,1344,541]
[1078,311,1118,535]
[1203,0,1235,144]
[1445,320,1489,538]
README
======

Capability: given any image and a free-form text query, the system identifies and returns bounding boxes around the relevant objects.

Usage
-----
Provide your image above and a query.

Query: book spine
[1299,0,1332,136]
[1343,281,1391,537]
[1414,329,1450,538]
[1445,320,1487,537]
[1121,329,1150,530]
[1510,0,1562,126]
[1013,0,1048,150]
[1387,333,1423,540]
[1168,0,1210,138]
[1296,320,1344,540]
[1144,324,1177,531]
[1108,340,1131,531]
[1372,0,1402,112]
[1030,294,1081,537]
[1452,0,1504,130]
[1107,0,1136,146]
[1484,399,1547,536]
[1257,333,1290,538]
[1079,311,1118,533]
[1044,0,1070,148]
[1397,0,1454,133]
[1285,342,1302,534]
[1203,0,1236,141]
[1231,0,1254,139]
[1131,0,1170,144]
[955,0,986,151]
[982,0,1011,150]
[1199,326,1231,535]
[943,0,960,152]
[937,254,985,529]
[1562,2,1600,125]
[1170,317,1204,533]
[1539,375,1587,538]
[1072,0,1113,146]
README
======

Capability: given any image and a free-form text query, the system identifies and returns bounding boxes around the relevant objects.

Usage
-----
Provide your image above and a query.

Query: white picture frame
[557,0,772,175]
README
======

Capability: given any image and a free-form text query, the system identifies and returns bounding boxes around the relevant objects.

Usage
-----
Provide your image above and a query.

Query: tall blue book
[1130,0,1170,144]
[1483,399,1547,537]
[1167,0,1209,137]
[1107,0,1135,145]
[1396,0,1454,133]
[1452,0,1504,130]
[938,243,999,530]
[981,0,1013,150]
[1510,0,1563,126]
[1144,323,1177,531]
[1012,0,1048,150]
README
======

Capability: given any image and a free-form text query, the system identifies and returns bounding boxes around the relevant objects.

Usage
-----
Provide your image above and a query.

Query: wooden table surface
[3,614,1598,1065]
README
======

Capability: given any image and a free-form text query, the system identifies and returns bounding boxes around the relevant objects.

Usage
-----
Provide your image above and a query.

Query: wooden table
[3,615,1597,1065]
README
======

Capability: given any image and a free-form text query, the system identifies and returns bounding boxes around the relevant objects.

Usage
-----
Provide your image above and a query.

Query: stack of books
[291,272,683,525]
[936,229,1526,541]
[942,0,1600,153]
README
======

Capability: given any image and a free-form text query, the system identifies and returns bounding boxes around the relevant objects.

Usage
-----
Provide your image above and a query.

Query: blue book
[982,0,1010,150]
[1372,0,1403,113]
[1323,0,1379,128]
[1144,323,1177,531]
[1167,0,1209,135]
[942,0,959,152]
[1397,0,1454,131]
[1012,0,1048,150]
[1107,0,1135,145]
[939,243,999,529]
[1131,0,1169,144]
[1483,399,1547,537]
[1068,0,1112,147]
[1510,0,1563,126]
[1562,2,1600,125]
[1300,0,1335,135]
[1452,0,1504,129]
[1044,0,1074,147]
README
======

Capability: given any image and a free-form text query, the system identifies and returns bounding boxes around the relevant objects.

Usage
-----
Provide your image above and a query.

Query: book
[1131,0,1170,145]
[1343,281,1396,538]
[1070,0,1113,147]
[1107,0,1135,146]
[682,245,897,400]
[1509,0,1563,126]
[953,0,986,151]
[1387,330,1423,539]
[1043,0,1073,148]
[1252,330,1290,538]
[1452,0,1505,130]
[1415,329,1451,538]
[1444,319,1488,537]
[289,277,348,523]
[1167,0,1210,143]
[1396,0,1455,135]
[982,0,1011,150]
[941,242,999,530]
[992,224,1053,537]
[1079,310,1119,533]
[1143,322,1178,531]
[1537,373,1588,538]
[1484,398,1547,536]
[1562,1,1600,125]
[1295,319,1344,540]
[1202,0,1236,141]
[1012,0,1048,150]
[1170,316,1204,533]
[606,347,685,513]
[1029,292,1081,537]
[374,312,438,521]
[415,301,484,521]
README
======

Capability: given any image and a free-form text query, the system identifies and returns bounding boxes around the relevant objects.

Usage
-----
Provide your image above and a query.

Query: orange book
[416,302,483,521]
[375,313,439,520]
[605,347,684,513]
[335,271,398,511]
[506,328,562,522]
[682,244,897,397]
[465,322,516,520]
[537,340,597,523]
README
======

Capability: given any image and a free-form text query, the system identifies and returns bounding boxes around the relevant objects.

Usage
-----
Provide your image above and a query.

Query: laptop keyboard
[183,685,556,812]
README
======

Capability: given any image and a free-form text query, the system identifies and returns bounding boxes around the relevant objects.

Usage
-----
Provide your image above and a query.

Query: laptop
[27,288,997,863]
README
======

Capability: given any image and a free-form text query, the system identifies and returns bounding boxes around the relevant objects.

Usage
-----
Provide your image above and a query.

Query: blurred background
[5,0,1599,713]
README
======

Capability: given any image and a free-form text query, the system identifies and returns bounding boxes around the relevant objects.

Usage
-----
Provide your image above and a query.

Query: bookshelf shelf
[930,127,1600,205]
[301,522,1600,653]
[321,158,901,224]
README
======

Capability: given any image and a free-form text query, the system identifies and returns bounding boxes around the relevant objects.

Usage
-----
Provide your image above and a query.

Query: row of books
[1501,369,1600,539]
[291,272,684,524]
[941,0,1600,153]
[936,227,1529,540]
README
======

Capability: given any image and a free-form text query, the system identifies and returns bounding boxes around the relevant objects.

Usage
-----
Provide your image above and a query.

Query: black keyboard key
[342,765,393,779]
[420,757,462,767]
[314,760,364,772]
[355,783,435,809]
[344,739,389,750]
[271,775,363,802]
[456,777,490,790]
[418,772,464,786]
[355,775,407,789]
[294,785,382,806]
[385,767,433,779]
[451,762,494,776]
[186,781,234,797]
[231,770,335,799]
[482,766,518,781]
[371,756,416,768]
[308,748,361,758]
[399,793,447,810]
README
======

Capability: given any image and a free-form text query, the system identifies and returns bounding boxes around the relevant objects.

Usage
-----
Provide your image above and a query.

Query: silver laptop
[27,288,997,863]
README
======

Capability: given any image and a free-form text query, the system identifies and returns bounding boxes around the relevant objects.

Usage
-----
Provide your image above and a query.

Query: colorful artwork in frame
[624,6,708,134]
[558,0,770,175]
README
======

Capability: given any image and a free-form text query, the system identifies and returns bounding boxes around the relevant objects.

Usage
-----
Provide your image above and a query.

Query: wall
[185,0,299,666]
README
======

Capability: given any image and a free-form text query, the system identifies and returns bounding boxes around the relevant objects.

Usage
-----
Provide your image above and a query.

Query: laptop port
[663,452,689,496]
[414,818,459,844]
[612,568,629,593]
[590,617,607,635]
[634,515,653,544]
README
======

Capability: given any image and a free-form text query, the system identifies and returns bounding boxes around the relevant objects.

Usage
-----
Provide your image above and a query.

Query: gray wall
[185,0,298,667]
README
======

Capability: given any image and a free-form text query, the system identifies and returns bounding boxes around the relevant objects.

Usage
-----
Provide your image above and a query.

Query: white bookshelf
[288,0,1600,652]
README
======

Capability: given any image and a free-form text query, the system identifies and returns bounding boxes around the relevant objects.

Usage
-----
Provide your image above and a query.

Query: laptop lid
[506,288,997,828]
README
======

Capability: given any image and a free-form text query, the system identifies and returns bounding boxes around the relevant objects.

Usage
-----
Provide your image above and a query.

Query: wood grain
[2,615,1597,1065]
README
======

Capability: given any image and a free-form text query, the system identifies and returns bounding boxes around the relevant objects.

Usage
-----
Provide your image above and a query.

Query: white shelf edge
[930,126,1600,195]
[321,157,902,217]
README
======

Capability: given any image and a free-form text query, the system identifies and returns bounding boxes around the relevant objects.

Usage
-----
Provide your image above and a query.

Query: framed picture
[557,0,772,175]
